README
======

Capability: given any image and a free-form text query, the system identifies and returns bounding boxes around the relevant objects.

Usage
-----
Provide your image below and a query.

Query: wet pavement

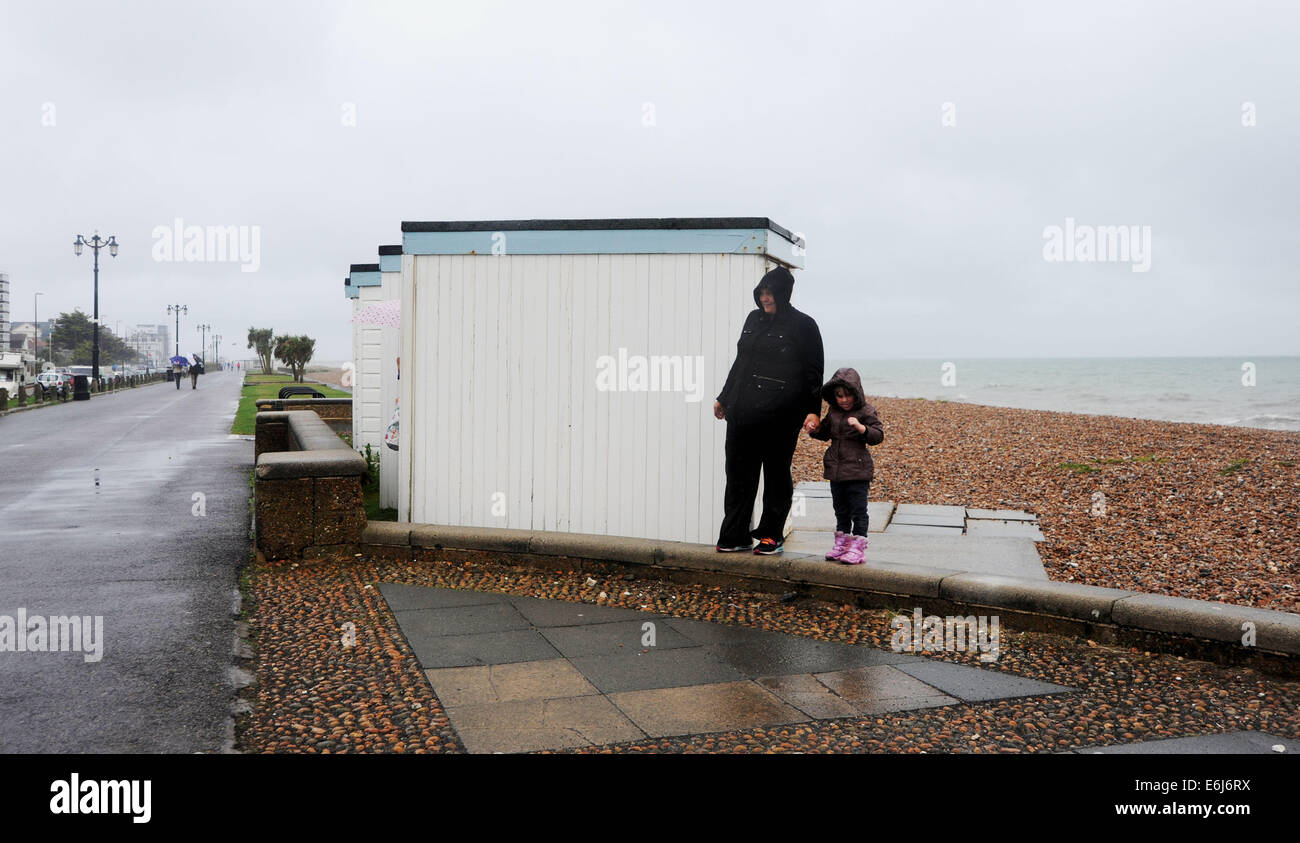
[380,582,1073,753]
[0,372,251,752]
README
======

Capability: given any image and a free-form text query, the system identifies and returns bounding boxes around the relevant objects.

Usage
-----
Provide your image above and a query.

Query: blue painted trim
[402,228,791,257]
[351,270,382,287]
[379,253,401,272]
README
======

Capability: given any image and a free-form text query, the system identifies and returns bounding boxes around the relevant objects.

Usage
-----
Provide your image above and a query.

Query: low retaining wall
[357,522,1300,678]
[254,410,367,560]
[254,398,352,439]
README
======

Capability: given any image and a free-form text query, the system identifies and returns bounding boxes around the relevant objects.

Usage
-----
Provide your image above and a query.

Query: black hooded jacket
[716,266,825,425]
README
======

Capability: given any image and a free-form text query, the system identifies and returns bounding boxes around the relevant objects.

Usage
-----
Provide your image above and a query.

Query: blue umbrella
[170,356,189,366]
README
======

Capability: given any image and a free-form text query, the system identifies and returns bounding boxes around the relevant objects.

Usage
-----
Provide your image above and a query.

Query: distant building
[9,321,53,355]
[126,324,170,370]
[0,272,9,350]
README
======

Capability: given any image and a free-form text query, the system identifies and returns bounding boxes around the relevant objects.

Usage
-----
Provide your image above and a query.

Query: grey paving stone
[706,636,912,678]
[393,602,530,639]
[378,583,509,612]
[967,509,1037,522]
[608,681,809,737]
[756,674,862,718]
[539,620,694,658]
[866,533,1048,580]
[507,596,659,628]
[1074,731,1300,755]
[447,696,645,753]
[813,665,960,714]
[894,504,967,519]
[965,520,1046,541]
[569,646,745,694]
[425,659,599,706]
[784,530,838,556]
[793,481,833,498]
[884,523,966,536]
[890,511,966,528]
[789,499,894,533]
[664,618,791,647]
[893,660,1073,702]
[408,629,563,669]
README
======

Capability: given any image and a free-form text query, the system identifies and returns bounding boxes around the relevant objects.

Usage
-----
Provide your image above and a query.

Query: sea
[826,357,1300,432]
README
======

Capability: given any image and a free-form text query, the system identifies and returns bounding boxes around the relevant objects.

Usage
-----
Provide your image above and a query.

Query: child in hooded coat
[808,367,884,564]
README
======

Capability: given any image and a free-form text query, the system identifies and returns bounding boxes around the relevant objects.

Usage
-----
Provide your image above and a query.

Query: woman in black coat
[713,266,824,555]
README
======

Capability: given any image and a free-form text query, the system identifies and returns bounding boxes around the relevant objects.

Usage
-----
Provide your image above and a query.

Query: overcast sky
[1,0,1296,362]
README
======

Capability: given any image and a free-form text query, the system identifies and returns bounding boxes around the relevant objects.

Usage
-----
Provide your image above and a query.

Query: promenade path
[0,372,250,752]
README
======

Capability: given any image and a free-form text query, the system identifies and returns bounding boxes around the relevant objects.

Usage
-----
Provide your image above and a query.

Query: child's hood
[821,367,868,409]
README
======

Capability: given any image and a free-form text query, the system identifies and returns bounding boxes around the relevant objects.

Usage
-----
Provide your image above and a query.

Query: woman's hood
[821,367,867,408]
[752,266,795,311]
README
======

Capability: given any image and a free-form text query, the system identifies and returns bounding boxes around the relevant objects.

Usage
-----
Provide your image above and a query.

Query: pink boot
[825,531,849,561]
[839,535,867,565]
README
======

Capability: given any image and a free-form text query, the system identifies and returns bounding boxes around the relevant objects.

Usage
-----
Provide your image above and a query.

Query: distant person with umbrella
[190,354,204,389]
[170,355,188,390]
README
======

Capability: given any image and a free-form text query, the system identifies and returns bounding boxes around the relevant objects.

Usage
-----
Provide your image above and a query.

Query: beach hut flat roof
[400,217,803,266]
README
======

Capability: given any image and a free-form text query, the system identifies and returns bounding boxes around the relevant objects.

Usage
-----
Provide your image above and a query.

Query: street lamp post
[73,231,119,383]
[167,304,187,357]
[213,333,222,368]
[34,292,42,368]
[196,323,210,366]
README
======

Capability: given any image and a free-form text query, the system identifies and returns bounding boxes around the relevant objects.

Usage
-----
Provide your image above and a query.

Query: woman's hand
[803,414,819,434]
[713,401,726,420]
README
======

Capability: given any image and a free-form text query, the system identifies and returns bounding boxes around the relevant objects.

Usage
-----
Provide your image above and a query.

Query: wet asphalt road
[0,372,251,752]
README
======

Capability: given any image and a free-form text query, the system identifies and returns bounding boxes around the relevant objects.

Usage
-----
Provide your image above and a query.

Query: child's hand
[848,417,866,434]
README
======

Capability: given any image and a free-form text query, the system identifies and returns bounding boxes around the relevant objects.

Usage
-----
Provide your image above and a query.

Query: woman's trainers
[825,531,849,561]
[754,537,784,555]
[838,535,867,565]
[716,542,753,553]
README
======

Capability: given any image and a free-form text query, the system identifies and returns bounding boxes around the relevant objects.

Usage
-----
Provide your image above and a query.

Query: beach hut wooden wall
[397,217,804,545]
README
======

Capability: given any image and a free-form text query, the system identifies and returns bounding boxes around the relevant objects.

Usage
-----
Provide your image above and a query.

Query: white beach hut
[397,217,804,545]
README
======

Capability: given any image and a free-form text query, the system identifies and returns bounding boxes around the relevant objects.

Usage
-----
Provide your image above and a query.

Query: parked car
[36,371,71,395]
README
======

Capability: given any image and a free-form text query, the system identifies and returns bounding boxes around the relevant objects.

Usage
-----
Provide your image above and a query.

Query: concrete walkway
[380,583,1071,753]
[788,481,1047,579]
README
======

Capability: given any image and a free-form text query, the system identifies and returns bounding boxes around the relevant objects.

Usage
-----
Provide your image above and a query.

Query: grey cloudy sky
[1,0,1296,362]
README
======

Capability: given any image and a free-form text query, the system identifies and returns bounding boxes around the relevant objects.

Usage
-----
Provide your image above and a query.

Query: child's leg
[850,481,870,536]
[829,481,852,533]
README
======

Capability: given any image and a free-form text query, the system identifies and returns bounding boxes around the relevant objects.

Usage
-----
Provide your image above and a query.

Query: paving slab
[813,665,960,714]
[884,523,966,537]
[608,681,810,737]
[966,509,1037,522]
[569,647,745,694]
[447,696,645,753]
[890,511,966,529]
[965,519,1046,541]
[705,635,912,678]
[664,618,792,647]
[893,504,968,519]
[789,498,894,532]
[424,659,600,707]
[755,674,862,718]
[540,620,694,658]
[508,595,659,628]
[410,629,564,669]
[893,660,1073,702]
[866,533,1048,580]
[392,602,530,639]
[1072,731,1300,755]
